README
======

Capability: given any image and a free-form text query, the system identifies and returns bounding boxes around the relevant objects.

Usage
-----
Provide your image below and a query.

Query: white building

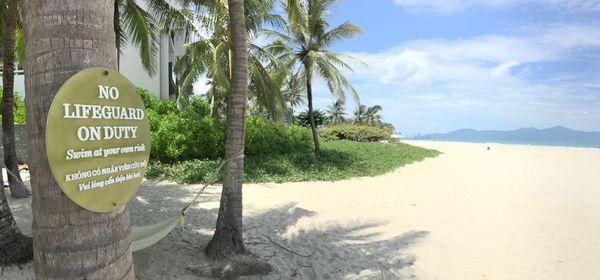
[119,29,187,99]
[2,3,187,100]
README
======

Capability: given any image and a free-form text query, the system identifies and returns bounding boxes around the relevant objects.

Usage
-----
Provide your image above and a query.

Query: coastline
[406,138,600,149]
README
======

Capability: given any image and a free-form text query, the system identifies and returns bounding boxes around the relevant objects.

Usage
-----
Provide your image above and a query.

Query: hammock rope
[1,149,245,252]
[131,150,244,252]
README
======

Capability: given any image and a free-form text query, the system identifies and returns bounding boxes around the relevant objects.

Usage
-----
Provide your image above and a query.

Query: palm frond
[249,55,286,120]
[146,0,201,39]
[314,54,359,104]
[249,42,281,67]
[319,21,362,48]
[284,0,308,35]
[212,41,231,90]
[15,26,24,66]
[122,0,160,76]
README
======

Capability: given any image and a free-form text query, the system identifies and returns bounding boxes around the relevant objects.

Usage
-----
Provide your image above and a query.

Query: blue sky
[306,0,600,136]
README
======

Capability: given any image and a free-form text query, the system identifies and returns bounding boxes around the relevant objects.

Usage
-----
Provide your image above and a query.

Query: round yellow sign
[46,67,151,212]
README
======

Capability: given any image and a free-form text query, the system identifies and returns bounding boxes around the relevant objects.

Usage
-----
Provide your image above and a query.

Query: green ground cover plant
[147,140,440,184]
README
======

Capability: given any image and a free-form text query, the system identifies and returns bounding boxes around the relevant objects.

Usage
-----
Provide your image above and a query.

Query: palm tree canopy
[325,99,345,125]
[118,0,160,76]
[175,0,287,119]
[364,104,383,126]
[116,0,199,76]
[353,104,366,124]
[265,0,365,103]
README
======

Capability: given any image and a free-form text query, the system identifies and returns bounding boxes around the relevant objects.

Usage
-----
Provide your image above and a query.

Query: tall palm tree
[205,0,250,259]
[365,104,383,126]
[205,4,271,278]
[1,0,29,199]
[353,104,366,125]
[24,1,134,278]
[175,0,286,119]
[325,99,346,125]
[269,0,364,153]
[1,0,36,264]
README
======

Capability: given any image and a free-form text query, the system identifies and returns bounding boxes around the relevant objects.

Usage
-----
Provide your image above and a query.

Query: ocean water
[413,139,600,149]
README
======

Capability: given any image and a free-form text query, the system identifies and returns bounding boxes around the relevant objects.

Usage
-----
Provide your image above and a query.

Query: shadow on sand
[244,204,428,279]
[129,182,428,279]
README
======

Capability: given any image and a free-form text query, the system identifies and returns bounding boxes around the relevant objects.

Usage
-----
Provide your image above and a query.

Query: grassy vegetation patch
[146,140,440,184]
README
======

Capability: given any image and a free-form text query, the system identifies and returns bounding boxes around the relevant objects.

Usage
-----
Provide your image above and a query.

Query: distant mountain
[413,126,600,147]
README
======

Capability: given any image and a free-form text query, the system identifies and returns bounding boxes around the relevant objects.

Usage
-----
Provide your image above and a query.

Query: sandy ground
[2,140,600,279]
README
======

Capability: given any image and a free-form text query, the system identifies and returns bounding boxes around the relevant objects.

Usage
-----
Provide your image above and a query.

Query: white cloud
[379,49,432,86]
[394,0,600,14]
[492,61,520,77]
[336,22,600,134]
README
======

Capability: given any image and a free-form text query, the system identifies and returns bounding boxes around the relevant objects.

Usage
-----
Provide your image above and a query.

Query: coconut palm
[204,3,272,276]
[175,0,286,119]
[282,71,306,123]
[325,99,346,125]
[364,104,383,126]
[353,104,366,125]
[24,1,134,277]
[268,57,305,123]
[1,2,33,263]
[205,0,250,260]
[268,0,364,153]
[1,0,29,199]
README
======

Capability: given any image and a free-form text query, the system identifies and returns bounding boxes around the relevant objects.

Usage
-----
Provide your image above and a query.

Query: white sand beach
[3,140,600,279]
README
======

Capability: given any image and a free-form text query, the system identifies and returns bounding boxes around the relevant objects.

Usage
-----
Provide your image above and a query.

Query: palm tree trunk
[2,0,29,199]
[0,185,33,264]
[114,0,121,68]
[205,0,249,260]
[305,77,321,153]
[23,1,134,278]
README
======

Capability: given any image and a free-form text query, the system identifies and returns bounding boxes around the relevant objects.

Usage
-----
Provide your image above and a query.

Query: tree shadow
[129,184,428,280]
[244,208,428,280]
[128,180,221,223]
[129,181,222,279]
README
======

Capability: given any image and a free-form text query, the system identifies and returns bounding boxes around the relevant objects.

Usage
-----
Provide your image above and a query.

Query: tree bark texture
[205,0,249,260]
[305,77,320,153]
[23,1,134,279]
[0,183,33,264]
[2,0,30,199]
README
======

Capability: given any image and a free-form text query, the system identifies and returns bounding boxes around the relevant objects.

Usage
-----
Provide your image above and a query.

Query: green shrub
[245,116,312,156]
[320,124,391,142]
[137,87,177,114]
[136,87,157,110]
[0,87,26,124]
[149,110,226,163]
[138,87,313,162]
[139,88,222,162]
[146,159,222,183]
[294,109,325,127]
